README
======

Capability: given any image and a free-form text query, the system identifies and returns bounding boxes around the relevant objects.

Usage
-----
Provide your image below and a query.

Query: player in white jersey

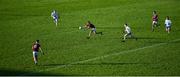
[165,16,172,34]
[122,23,137,42]
[51,10,59,27]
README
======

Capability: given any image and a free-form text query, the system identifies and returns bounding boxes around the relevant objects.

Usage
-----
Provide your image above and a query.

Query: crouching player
[32,40,44,65]
[85,21,103,39]
[165,16,172,34]
[51,10,59,27]
[122,23,137,42]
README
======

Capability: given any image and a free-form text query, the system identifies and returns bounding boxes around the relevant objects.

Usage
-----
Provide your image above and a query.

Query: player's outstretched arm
[39,47,44,55]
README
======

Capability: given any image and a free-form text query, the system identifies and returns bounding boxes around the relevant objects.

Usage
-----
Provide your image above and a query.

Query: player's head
[124,23,128,27]
[86,21,91,26]
[166,16,170,20]
[153,11,156,15]
[52,10,56,13]
[87,21,91,24]
[36,40,39,44]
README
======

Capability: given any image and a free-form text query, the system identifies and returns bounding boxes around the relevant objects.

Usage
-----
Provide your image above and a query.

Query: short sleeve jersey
[32,43,41,52]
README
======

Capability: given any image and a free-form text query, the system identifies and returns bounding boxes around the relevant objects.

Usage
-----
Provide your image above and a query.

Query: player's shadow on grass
[136,37,161,40]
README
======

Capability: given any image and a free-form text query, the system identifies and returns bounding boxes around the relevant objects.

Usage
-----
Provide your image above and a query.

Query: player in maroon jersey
[152,11,159,32]
[84,21,103,39]
[32,40,43,65]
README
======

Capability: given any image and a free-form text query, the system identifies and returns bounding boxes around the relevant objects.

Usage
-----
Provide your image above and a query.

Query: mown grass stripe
[21,38,180,75]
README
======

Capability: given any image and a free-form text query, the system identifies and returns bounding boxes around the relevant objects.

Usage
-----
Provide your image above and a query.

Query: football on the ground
[79,26,82,29]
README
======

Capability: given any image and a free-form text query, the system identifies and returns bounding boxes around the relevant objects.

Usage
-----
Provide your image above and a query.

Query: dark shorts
[127,32,131,36]
[166,26,171,29]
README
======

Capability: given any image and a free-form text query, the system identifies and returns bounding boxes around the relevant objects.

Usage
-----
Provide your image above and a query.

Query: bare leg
[89,31,92,37]
[152,24,154,32]
[33,55,38,65]
[55,19,58,27]
[167,28,170,34]
[124,34,128,40]
[87,31,92,39]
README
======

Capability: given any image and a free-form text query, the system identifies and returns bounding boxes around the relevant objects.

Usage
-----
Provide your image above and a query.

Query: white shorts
[53,17,58,22]
[33,51,38,58]
[152,21,158,25]
[54,19,58,22]
[91,28,96,32]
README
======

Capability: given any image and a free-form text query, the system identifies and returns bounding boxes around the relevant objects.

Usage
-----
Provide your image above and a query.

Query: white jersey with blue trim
[165,19,171,27]
[125,26,131,34]
[51,11,58,19]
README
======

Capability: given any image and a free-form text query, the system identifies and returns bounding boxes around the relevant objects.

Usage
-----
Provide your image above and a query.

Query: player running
[32,40,44,65]
[165,16,172,34]
[122,23,137,42]
[85,21,103,39]
[152,11,159,32]
[51,10,59,27]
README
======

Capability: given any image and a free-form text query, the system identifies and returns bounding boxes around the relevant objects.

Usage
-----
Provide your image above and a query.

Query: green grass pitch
[0,0,180,76]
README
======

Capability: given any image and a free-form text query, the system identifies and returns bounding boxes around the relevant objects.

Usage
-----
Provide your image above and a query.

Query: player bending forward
[122,23,137,42]
[32,40,44,65]
[85,21,103,39]
[51,10,59,27]
[165,16,172,34]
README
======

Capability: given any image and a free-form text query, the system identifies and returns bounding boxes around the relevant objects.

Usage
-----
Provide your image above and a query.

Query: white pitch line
[22,39,180,75]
